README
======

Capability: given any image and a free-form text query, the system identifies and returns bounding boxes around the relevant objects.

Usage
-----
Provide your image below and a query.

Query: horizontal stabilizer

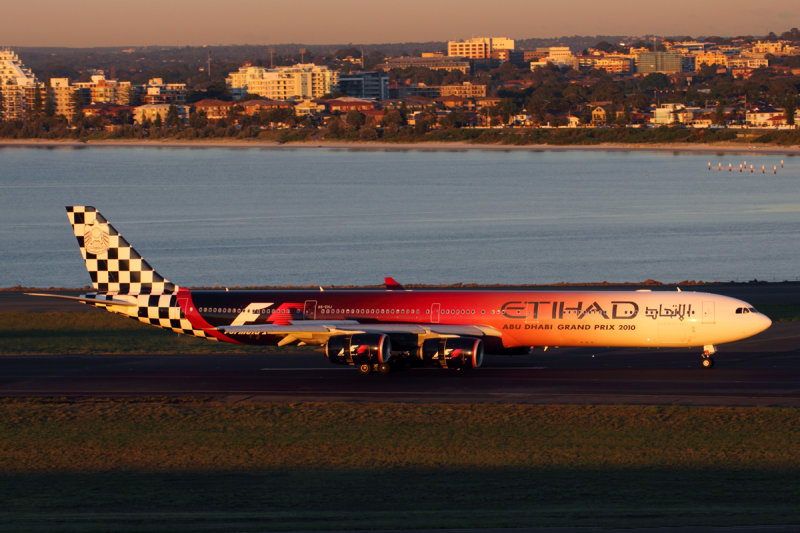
[25,292,138,307]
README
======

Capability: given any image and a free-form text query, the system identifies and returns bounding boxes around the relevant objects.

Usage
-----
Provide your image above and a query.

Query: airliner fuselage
[29,206,773,374]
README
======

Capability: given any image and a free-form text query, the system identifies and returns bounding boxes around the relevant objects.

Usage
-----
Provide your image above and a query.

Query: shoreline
[5,279,799,291]
[1,137,800,155]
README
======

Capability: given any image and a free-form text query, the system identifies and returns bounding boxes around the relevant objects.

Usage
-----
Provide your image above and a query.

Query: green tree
[189,110,208,130]
[70,90,83,124]
[44,88,55,117]
[619,103,631,125]
[345,110,365,130]
[326,116,344,138]
[153,113,163,128]
[32,85,43,116]
[0,88,4,120]
[607,102,617,125]
[165,104,180,128]
[640,73,671,92]
[383,109,404,131]
[498,98,518,124]
[714,101,726,126]
[785,93,797,126]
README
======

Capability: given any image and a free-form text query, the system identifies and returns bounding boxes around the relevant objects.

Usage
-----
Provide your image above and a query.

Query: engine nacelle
[419,338,484,369]
[325,334,392,366]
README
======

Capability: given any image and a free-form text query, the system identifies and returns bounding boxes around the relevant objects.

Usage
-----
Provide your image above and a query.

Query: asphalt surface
[2,285,799,405]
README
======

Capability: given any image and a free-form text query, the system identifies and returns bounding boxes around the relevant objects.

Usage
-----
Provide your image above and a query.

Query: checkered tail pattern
[66,206,176,295]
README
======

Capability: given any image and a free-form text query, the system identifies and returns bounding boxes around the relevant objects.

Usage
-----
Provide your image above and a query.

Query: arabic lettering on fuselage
[643,304,694,321]
[500,300,695,321]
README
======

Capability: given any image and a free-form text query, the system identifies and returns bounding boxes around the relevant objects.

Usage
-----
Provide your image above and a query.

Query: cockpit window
[735,307,759,314]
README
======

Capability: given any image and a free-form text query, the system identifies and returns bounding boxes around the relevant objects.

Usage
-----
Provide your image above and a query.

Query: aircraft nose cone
[755,313,772,334]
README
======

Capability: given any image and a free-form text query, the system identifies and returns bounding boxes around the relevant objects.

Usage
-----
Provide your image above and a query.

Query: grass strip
[0,312,279,355]
[0,399,798,531]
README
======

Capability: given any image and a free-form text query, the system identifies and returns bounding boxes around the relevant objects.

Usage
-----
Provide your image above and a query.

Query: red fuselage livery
[29,206,772,374]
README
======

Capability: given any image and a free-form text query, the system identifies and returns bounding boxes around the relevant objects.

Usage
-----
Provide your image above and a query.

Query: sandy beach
[2,137,800,155]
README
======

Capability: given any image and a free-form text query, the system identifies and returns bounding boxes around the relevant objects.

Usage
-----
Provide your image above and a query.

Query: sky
[1,0,798,48]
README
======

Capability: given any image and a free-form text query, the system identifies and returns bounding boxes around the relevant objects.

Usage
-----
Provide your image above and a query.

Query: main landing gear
[358,362,392,375]
[701,345,717,369]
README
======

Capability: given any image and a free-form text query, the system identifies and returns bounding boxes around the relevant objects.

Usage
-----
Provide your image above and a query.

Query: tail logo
[84,223,110,256]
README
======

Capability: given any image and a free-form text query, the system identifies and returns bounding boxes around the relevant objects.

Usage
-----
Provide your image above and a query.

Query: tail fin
[66,206,176,294]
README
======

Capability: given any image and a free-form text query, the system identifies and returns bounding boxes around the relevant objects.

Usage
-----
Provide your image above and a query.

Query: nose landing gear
[701,345,716,369]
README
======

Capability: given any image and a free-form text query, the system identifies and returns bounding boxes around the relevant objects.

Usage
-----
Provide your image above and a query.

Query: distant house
[192,99,233,120]
[132,103,189,124]
[475,97,501,110]
[81,103,134,119]
[591,105,612,125]
[294,99,326,116]
[323,97,377,113]
[239,99,292,116]
[399,96,435,110]
[651,103,694,126]
[746,107,787,127]
[435,96,475,111]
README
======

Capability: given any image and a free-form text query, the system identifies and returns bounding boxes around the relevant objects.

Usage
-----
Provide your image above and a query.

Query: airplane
[28,206,772,374]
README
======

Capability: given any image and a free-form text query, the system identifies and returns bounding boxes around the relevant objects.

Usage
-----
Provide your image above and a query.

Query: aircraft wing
[217,320,501,346]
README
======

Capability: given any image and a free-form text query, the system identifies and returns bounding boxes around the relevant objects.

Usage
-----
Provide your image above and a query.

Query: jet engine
[325,333,392,368]
[419,338,484,369]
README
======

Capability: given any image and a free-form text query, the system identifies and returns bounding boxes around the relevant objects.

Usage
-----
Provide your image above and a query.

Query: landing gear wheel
[377,363,392,375]
[357,363,372,375]
[701,356,715,369]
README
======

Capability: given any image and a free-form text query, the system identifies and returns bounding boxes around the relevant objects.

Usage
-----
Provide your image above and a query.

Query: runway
[1,322,798,405]
[2,286,799,406]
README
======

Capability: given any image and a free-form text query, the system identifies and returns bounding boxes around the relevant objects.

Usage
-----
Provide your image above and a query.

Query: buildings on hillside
[1,31,798,131]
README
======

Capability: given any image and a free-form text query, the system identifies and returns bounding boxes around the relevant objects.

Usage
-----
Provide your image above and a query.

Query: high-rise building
[226,64,338,101]
[0,49,43,120]
[49,78,75,118]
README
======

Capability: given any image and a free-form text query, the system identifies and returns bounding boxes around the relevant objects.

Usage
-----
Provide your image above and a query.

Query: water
[1,145,798,288]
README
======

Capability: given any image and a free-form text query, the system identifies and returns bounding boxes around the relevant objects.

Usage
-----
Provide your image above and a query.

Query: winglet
[384,277,404,290]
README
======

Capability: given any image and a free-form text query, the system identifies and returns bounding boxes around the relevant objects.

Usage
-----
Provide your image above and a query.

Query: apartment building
[49,78,75,118]
[752,40,788,55]
[338,71,389,100]
[226,64,337,101]
[439,82,487,98]
[447,37,514,59]
[578,55,634,73]
[693,52,729,71]
[142,78,187,104]
[382,56,471,74]
[73,74,132,106]
[0,49,43,120]
[635,52,685,74]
